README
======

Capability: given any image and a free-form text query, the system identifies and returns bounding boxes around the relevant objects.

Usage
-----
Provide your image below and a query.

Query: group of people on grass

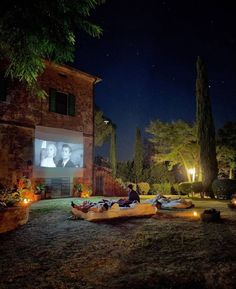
[70,183,194,216]
[71,184,140,213]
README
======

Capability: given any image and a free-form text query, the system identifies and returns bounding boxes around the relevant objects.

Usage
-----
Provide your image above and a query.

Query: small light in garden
[80,192,90,198]
[193,211,198,217]
[23,198,29,204]
[104,120,109,124]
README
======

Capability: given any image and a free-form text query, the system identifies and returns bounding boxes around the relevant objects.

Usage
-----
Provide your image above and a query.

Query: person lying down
[144,194,194,209]
[70,198,140,215]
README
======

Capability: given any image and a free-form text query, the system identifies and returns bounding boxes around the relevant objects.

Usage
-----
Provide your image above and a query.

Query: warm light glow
[233,199,236,205]
[23,198,29,204]
[81,192,90,198]
[188,168,196,182]
[193,211,198,217]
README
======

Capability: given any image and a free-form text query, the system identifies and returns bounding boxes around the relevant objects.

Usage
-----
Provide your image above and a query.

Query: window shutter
[0,74,7,101]
[49,89,56,112]
[68,94,76,116]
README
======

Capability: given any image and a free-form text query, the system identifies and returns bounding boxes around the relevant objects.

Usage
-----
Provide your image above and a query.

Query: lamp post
[188,168,196,182]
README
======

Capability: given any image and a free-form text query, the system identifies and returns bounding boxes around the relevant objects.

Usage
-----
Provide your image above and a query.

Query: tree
[110,126,117,177]
[217,145,236,179]
[196,56,218,197]
[94,107,113,147]
[146,120,199,181]
[117,161,135,183]
[133,128,143,182]
[0,0,104,96]
[217,122,236,179]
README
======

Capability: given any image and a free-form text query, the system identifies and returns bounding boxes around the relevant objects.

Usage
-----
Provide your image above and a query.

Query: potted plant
[73,183,83,197]
[0,184,30,233]
[35,183,45,201]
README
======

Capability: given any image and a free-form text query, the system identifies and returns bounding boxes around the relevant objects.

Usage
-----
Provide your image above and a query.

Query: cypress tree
[196,56,218,197]
[110,126,117,177]
[133,127,144,183]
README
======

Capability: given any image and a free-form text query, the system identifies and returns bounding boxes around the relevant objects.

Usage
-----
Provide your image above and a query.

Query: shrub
[178,182,191,195]
[137,182,150,195]
[190,182,203,193]
[178,182,203,195]
[150,183,171,195]
[212,179,236,199]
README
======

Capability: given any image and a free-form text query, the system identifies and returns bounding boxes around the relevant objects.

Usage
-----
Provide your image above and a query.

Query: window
[49,89,76,116]
[0,73,7,102]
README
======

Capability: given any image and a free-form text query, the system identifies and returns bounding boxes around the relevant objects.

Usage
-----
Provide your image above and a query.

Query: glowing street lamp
[188,168,196,182]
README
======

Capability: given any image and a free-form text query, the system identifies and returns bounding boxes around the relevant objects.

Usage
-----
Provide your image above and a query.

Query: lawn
[0,196,236,289]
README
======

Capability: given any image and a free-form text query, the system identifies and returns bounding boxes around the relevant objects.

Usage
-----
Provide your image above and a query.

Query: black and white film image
[35,139,83,168]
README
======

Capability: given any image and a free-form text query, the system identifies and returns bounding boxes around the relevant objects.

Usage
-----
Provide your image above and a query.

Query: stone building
[0,61,101,197]
[94,165,127,197]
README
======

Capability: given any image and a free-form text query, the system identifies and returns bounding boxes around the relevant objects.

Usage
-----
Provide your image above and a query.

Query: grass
[1,196,236,289]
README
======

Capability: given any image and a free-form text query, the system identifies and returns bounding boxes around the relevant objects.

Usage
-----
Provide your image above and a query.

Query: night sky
[74,0,236,161]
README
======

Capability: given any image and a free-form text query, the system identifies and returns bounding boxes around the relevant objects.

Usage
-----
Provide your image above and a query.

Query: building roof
[44,60,102,84]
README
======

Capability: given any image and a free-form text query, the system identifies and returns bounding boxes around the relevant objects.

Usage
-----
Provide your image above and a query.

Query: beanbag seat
[71,203,157,222]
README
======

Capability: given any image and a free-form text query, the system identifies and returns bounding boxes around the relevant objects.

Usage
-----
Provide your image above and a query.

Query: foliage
[196,56,218,196]
[142,163,171,184]
[73,182,92,197]
[0,177,34,207]
[73,183,83,192]
[150,183,178,195]
[178,182,192,195]
[94,107,113,147]
[190,182,203,193]
[216,122,236,179]
[110,127,117,177]
[137,182,150,195]
[116,161,135,183]
[212,179,236,199]
[146,120,198,181]
[217,145,236,179]
[94,155,110,168]
[17,177,34,200]
[178,181,203,195]
[0,0,105,96]
[218,122,236,149]
[35,183,45,195]
[0,187,21,207]
[133,128,144,182]
[115,178,126,188]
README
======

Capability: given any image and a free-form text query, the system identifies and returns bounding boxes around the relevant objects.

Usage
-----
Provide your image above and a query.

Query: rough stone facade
[94,165,127,197]
[0,61,100,193]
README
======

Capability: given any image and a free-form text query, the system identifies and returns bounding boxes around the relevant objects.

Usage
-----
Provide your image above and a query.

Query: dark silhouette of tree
[0,0,105,96]
[196,56,218,197]
[94,106,113,147]
[133,128,143,182]
[217,122,236,179]
[110,126,117,177]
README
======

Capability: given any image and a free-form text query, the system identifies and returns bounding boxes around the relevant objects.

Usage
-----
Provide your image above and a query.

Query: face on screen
[35,139,83,168]
[47,144,56,158]
[61,146,71,160]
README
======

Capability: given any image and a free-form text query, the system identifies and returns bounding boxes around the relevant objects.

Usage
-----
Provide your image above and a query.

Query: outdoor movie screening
[35,139,83,168]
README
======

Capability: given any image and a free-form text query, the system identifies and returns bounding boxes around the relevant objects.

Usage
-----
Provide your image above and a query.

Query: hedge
[212,179,236,199]
[178,182,203,195]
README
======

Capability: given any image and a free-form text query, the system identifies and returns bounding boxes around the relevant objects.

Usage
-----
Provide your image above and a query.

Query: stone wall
[0,62,99,190]
[0,124,33,186]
